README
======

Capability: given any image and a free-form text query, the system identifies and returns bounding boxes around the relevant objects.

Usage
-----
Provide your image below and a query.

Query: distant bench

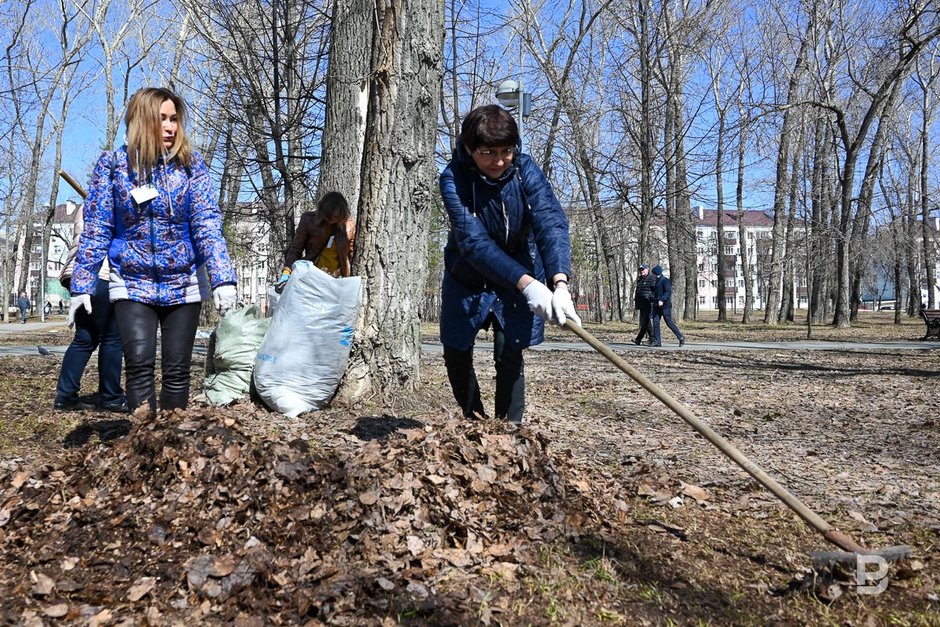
[922,308,940,341]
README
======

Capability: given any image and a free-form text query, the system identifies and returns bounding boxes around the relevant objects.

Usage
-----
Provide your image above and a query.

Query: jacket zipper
[150,166,158,287]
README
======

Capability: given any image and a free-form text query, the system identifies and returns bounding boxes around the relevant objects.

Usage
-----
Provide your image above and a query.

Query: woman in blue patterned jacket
[69,87,237,412]
[439,104,580,424]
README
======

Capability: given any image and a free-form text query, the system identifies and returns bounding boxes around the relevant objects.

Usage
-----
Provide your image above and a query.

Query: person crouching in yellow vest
[275,192,354,291]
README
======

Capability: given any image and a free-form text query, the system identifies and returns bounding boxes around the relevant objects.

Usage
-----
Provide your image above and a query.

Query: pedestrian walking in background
[54,207,127,413]
[70,86,237,413]
[651,265,685,347]
[439,104,580,424]
[633,263,656,345]
[17,292,29,324]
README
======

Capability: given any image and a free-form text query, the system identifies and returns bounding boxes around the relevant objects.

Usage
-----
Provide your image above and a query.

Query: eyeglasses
[475,147,517,160]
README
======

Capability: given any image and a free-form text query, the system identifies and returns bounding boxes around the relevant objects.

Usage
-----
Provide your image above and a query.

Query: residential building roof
[692,208,775,228]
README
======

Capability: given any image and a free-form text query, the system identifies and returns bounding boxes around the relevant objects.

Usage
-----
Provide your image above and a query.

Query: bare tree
[2,0,94,306]
[514,0,619,318]
[762,1,814,325]
[705,14,746,322]
[814,2,940,327]
[913,43,940,308]
[185,0,331,272]
[73,0,162,148]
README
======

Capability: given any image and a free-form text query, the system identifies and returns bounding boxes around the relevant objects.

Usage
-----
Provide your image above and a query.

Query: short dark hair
[318,191,350,221]
[458,105,519,152]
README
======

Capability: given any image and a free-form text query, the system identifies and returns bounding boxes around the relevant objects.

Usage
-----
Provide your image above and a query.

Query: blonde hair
[125,87,193,177]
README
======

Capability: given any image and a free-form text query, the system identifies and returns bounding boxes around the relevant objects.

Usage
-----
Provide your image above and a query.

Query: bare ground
[0,312,937,625]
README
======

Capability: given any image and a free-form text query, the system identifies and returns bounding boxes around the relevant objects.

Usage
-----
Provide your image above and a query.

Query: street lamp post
[495,79,531,147]
[34,211,47,323]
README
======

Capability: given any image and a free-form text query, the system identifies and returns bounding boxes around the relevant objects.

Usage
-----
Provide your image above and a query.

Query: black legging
[443,315,525,423]
[113,300,201,412]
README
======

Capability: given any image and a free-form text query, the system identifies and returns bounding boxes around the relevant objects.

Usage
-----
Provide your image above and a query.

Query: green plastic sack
[204,305,271,405]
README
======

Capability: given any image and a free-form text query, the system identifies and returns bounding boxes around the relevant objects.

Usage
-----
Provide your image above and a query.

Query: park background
[1,1,939,622]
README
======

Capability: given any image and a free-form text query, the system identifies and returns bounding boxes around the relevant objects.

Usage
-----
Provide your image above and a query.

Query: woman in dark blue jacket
[439,105,580,423]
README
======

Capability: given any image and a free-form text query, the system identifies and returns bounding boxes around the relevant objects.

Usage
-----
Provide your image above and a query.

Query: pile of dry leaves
[0,408,615,625]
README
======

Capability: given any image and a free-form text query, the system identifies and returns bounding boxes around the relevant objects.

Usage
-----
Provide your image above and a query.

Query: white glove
[522,281,555,322]
[67,294,92,328]
[213,285,237,317]
[552,285,581,327]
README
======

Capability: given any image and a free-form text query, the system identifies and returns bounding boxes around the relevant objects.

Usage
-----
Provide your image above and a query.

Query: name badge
[130,184,158,204]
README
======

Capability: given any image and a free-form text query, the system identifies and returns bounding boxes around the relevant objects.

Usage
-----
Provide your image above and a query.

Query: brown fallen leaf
[88,609,113,627]
[30,571,55,596]
[847,510,878,532]
[210,555,237,577]
[12,471,29,489]
[42,602,69,618]
[359,488,380,505]
[681,482,711,503]
[127,576,156,602]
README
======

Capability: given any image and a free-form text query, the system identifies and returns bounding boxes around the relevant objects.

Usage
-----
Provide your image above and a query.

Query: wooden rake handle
[563,321,867,553]
[59,170,87,199]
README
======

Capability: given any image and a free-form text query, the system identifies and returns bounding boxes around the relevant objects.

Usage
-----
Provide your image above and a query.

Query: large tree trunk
[778,159,797,323]
[319,0,374,214]
[674,110,695,320]
[904,170,920,316]
[341,0,444,400]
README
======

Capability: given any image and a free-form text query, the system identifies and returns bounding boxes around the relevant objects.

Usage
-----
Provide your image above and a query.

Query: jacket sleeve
[518,156,572,281]
[440,165,531,292]
[283,212,311,269]
[658,277,672,302]
[188,153,237,288]
[70,151,115,296]
[59,213,82,289]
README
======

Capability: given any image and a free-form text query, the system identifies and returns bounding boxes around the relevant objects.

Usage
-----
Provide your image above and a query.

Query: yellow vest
[316,234,340,274]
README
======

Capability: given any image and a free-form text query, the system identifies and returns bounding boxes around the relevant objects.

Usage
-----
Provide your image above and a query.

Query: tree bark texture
[342,0,445,400]
[320,0,374,215]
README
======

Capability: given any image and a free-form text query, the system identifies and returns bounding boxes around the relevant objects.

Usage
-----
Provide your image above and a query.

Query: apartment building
[690,206,779,312]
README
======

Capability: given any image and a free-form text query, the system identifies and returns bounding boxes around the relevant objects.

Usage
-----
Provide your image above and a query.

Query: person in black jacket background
[651,265,685,347]
[633,264,656,345]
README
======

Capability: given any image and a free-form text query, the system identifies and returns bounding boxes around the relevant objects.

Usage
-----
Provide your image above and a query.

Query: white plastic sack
[204,305,271,405]
[253,261,361,417]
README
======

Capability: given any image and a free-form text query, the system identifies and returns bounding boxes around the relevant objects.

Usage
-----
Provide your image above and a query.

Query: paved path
[2,320,937,356]
[422,339,940,353]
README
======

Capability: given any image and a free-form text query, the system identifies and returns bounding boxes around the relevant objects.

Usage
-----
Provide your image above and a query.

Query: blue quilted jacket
[71,147,236,305]
[439,142,572,351]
